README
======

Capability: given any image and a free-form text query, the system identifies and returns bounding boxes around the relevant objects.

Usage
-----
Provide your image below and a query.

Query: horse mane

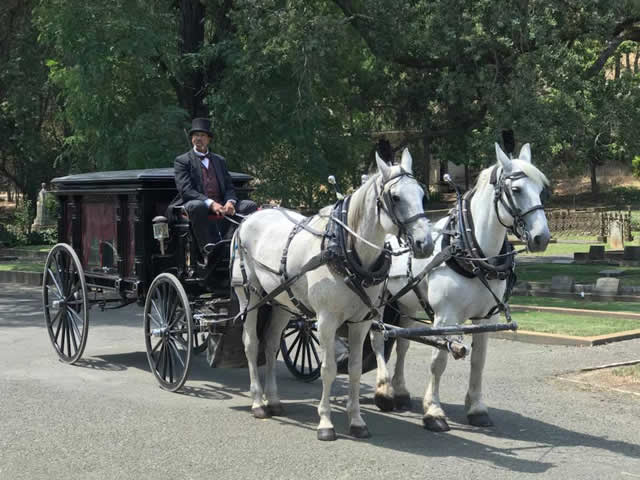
[476,159,549,191]
[348,171,381,234]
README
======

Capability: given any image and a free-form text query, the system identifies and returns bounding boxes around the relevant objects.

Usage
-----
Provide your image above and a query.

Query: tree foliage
[2,0,640,206]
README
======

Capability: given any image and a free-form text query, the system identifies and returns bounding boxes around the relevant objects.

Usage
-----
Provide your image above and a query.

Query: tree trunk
[615,53,621,79]
[176,0,207,117]
[635,46,639,73]
[590,158,599,195]
[422,133,431,194]
[7,188,13,202]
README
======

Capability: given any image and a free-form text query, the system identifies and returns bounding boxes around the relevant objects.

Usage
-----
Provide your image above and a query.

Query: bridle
[490,166,546,243]
[373,169,429,241]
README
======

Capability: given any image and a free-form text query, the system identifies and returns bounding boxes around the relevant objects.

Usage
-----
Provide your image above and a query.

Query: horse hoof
[252,406,271,419]
[349,425,371,439]
[468,413,493,427]
[394,394,412,411]
[374,393,395,412]
[317,428,337,441]
[267,404,284,416]
[423,416,450,432]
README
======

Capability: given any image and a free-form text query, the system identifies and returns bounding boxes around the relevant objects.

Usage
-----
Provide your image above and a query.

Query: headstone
[573,252,588,262]
[598,269,624,278]
[623,246,640,260]
[608,220,624,250]
[588,245,605,260]
[551,275,575,292]
[594,277,620,296]
[31,183,56,232]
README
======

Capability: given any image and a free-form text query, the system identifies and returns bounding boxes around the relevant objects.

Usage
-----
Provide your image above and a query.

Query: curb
[491,329,640,346]
[0,270,43,287]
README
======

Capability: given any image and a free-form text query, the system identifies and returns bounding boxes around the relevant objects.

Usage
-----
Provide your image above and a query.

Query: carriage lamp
[152,216,169,255]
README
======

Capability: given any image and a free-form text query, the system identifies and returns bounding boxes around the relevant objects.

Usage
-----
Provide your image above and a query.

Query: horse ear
[376,152,390,180]
[400,148,413,173]
[495,142,512,172]
[518,143,532,163]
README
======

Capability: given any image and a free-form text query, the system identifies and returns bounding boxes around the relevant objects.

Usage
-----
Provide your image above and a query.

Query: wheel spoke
[283,328,299,339]
[285,332,302,357]
[168,339,186,369]
[161,341,169,380]
[53,310,64,344]
[151,336,163,355]
[67,312,79,353]
[293,333,304,367]
[49,308,64,329]
[309,335,321,365]
[68,309,83,343]
[150,299,164,328]
[47,269,64,299]
[65,316,73,357]
[300,336,307,374]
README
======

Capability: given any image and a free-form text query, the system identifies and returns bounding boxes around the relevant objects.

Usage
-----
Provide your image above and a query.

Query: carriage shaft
[377,321,517,339]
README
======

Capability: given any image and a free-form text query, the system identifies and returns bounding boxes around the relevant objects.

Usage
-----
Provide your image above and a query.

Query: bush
[27,227,58,245]
[632,155,640,178]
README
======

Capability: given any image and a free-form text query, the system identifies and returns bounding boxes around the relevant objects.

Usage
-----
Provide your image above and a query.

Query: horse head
[374,149,434,258]
[494,143,551,252]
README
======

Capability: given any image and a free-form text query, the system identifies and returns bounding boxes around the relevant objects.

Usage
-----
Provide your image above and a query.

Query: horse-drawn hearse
[43,143,548,440]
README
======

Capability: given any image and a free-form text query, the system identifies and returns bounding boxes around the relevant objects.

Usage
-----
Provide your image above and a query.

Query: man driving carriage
[169,118,257,256]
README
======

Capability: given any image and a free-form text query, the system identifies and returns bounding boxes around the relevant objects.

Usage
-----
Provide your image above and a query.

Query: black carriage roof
[50,168,252,193]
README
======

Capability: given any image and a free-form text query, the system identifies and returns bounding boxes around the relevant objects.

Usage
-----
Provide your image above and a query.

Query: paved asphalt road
[1,282,639,480]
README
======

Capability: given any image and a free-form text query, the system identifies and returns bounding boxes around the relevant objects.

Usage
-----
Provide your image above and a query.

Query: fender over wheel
[42,243,89,364]
[144,273,193,392]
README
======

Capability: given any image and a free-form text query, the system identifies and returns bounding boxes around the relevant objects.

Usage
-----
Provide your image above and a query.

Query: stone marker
[623,246,640,260]
[608,220,624,250]
[31,183,56,232]
[588,245,605,260]
[594,277,620,296]
[598,269,624,277]
[551,275,575,292]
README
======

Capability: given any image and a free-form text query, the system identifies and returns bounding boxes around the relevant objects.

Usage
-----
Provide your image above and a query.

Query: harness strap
[281,217,316,318]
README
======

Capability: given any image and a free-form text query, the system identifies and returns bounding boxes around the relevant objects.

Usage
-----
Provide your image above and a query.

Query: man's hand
[209,201,225,215]
[223,201,236,216]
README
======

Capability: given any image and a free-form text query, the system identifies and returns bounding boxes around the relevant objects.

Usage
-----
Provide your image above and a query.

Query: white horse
[231,149,434,441]
[371,143,550,432]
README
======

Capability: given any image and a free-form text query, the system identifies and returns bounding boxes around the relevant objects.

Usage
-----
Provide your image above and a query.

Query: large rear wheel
[42,243,89,364]
[144,273,193,392]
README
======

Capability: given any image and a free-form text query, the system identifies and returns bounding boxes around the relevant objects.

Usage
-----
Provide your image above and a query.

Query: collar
[193,147,210,158]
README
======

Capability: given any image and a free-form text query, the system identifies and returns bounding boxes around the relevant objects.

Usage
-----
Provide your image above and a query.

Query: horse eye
[391,194,401,202]
[511,186,521,194]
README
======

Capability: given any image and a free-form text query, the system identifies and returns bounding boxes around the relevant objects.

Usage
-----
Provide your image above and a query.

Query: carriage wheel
[280,318,321,382]
[42,243,89,364]
[144,273,193,392]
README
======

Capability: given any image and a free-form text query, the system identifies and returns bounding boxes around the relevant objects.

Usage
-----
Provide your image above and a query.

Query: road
[1,282,639,480]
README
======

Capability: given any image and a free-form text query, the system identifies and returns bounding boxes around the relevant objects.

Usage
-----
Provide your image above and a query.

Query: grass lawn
[0,262,44,273]
[515,262,640,285]
[612,364,640,380]
[510,295,640,313]
[511,310,640,336]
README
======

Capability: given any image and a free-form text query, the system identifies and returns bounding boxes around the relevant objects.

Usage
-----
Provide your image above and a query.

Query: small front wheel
[280,318,321,381]
[144,273,193,392]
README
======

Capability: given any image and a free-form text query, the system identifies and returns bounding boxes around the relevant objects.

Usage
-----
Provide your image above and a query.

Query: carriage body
[50,167,252,300]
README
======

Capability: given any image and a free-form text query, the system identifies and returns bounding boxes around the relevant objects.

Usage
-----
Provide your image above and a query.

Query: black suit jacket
[170,150,238,212]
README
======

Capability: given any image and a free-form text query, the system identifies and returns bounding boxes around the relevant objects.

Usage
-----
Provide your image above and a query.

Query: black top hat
[189,118,213,137]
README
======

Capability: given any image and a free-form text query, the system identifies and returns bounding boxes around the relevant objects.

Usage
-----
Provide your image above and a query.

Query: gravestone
[598,269,624,278]
[623,246,640,261]
[594,277,620,296]
[31,183,56,232]
[588,245,605,260]
[608,220,624,250]
[551,275,575,292]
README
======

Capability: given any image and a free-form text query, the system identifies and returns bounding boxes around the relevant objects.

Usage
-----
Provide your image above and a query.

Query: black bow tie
[195,151,209,158]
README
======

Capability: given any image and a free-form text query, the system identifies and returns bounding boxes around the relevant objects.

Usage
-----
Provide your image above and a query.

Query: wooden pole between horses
[374,321,518,339]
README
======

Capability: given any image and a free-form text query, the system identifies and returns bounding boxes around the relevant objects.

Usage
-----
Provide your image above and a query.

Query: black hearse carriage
[44,167,265,390]
[45,166,395,392]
